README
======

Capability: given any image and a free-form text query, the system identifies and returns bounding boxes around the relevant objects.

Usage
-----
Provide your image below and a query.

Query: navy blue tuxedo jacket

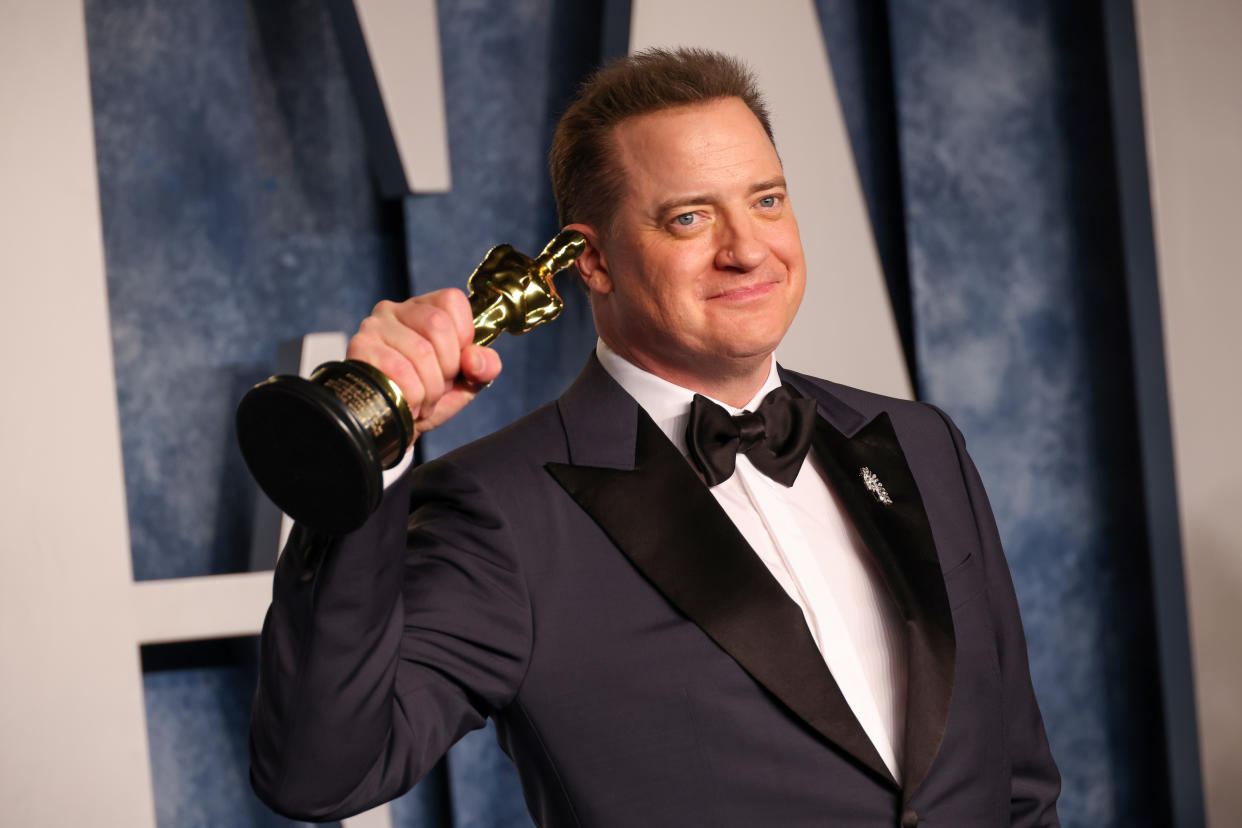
[250,354,1060,826]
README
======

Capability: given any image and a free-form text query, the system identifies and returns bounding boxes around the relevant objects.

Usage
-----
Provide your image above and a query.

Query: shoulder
[784,370,911,413]
[405,399,571,515]
[783,369,964,447]
[422,400,568,472]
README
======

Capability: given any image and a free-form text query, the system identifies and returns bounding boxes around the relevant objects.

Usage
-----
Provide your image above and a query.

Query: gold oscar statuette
[236,230,586,534]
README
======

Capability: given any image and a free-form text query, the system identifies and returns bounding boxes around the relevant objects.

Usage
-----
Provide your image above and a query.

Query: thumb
[460,345,503,386]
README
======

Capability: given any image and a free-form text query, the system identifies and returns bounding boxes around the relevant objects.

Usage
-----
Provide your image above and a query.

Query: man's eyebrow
[655,192,718,217]
[654,178,789,217]
[749,177,787,194]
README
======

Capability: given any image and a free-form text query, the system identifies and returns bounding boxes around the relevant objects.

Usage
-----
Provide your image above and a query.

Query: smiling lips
[707,278,780,301]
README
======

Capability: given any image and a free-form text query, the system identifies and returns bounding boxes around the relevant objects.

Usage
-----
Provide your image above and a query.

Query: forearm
[249,472,415,820]
[249,458,534,821]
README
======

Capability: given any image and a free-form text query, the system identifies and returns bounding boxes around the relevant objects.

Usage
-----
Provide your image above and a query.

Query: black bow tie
[686,385,817,487]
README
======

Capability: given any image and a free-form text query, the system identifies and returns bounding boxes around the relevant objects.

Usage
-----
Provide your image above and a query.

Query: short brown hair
[549,48,774,231]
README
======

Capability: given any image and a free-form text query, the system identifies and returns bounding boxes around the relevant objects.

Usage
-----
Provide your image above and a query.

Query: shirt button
[900,808,919,828]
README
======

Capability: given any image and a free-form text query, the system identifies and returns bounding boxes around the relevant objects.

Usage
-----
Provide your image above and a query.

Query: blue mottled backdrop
[86,0,1170,825]
[883,2,1166,824]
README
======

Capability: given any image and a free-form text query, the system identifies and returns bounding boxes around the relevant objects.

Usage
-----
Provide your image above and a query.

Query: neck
[602,338,773,408]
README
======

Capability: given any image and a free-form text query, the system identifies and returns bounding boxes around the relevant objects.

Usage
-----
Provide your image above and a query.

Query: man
[250,49,1060,827]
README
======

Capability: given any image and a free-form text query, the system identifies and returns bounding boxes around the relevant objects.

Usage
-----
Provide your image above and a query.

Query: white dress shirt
[596,340,908,782]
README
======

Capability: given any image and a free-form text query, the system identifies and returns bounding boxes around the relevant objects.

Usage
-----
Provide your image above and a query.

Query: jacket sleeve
[935,407,1062,827]
[248,457,533,821]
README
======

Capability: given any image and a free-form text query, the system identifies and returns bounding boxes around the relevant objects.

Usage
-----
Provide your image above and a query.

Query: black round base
[236,375,383,535]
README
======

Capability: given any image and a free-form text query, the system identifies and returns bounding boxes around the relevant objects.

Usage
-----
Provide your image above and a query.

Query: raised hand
[346,288,503,442]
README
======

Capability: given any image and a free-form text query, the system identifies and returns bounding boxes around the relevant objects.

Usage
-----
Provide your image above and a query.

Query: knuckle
[410,337,434,361]
[357,316,381,336]
[428,287,463,312]
[424,308,451,335]
[446,288,471,318]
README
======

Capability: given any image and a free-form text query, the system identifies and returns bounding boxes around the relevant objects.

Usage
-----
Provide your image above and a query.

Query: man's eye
[674,213,696,226]
[758,195,779,208]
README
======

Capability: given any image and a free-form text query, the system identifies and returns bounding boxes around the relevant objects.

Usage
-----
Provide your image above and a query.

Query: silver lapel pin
[859,466,893,505]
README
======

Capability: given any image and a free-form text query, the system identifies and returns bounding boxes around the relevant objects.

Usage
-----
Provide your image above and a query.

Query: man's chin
[711,327,788,361]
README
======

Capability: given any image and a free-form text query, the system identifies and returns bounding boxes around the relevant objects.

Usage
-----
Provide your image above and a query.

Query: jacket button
[900,808,918,828]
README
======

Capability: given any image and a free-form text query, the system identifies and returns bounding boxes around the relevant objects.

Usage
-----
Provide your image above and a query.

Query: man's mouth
[708,279,779,301]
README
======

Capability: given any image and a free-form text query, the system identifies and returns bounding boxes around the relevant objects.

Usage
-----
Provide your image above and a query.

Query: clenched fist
[346,288,503,441]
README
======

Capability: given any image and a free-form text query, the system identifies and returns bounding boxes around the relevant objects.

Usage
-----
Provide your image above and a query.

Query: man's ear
[564,223,612,295]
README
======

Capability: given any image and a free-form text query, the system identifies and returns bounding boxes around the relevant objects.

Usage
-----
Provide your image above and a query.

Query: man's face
[578,96,806,392]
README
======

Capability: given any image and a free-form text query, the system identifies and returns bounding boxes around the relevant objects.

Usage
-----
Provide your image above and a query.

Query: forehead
[609,98,782,207]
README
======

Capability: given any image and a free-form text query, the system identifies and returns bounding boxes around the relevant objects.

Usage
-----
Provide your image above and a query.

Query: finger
[366,297,462,419]
[459,344,502,386]
[418,288,475,349]
[347,326,428,416]
[406,335,447,421]
[415,348,502,434]
[389,301,461,387]
[348,309,435,411]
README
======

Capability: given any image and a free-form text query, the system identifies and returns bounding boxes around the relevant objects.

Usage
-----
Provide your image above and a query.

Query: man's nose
[714,216,768,272]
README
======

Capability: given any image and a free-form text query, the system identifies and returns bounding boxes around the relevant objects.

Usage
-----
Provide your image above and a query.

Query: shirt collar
[595,338,783,457]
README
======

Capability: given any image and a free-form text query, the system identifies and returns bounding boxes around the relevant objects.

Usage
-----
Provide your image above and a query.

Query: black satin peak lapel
[808,412,956,801]
[546,411,897,788]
